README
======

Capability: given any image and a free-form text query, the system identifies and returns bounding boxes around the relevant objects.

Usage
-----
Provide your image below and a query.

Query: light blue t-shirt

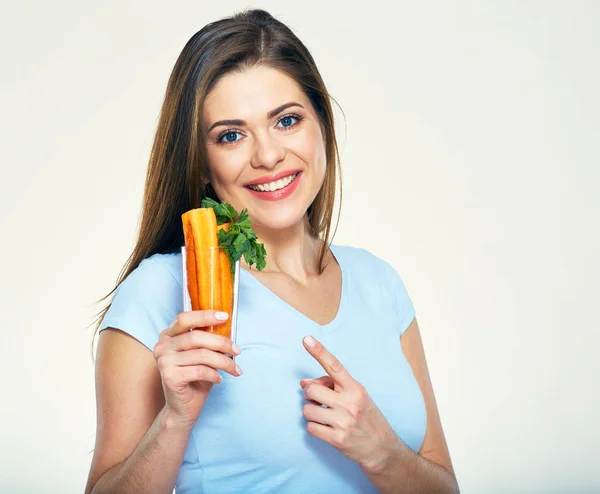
[99,243,426,493]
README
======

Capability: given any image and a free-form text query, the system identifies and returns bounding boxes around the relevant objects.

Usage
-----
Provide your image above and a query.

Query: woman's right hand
[153,310,242,428]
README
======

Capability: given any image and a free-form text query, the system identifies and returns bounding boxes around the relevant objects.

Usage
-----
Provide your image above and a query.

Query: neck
[241,214,326,283]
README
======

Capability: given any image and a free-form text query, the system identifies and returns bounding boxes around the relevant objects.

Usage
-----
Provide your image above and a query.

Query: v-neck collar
[240,244,347,333]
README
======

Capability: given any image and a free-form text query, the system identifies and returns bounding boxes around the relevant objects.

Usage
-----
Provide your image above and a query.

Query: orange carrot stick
[190,209,218,312]
[218,254,233,332]
[216,223,233,337]
[182,213,199,311]
[182,208,219,312]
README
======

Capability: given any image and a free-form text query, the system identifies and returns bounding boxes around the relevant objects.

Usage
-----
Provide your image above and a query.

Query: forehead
[202,65,308,125]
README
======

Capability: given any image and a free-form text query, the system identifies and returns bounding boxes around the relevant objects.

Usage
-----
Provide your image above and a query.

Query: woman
[85,9,459,494]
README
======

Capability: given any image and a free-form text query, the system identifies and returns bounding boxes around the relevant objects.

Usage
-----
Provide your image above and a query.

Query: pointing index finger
[303,335,352,386]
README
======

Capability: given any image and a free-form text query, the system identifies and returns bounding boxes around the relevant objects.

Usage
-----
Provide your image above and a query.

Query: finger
[164,310,229,337]
[165,348,242,377]
[178,364,224,385]
[306,421,338,445]
[302,336,353,386]
[302,403,339,426]
[303,381,341,408]
[300,376,334,390]
[162,328,240,356]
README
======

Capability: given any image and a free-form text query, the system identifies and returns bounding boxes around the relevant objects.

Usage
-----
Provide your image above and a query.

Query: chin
[249,206,309,232]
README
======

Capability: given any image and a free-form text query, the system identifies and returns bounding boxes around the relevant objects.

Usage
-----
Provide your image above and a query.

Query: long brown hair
[89,8,343,358]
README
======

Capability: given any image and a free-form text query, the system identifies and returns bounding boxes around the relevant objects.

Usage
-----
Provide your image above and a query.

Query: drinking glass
[181,246,240,351]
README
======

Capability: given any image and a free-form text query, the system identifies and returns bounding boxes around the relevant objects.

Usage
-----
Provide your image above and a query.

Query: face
[202,64,327,232]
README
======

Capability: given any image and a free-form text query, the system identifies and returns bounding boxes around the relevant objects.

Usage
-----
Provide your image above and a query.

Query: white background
[1,1,598,493]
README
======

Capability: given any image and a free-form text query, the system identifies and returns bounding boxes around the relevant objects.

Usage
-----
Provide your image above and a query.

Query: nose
[250,130,286,170]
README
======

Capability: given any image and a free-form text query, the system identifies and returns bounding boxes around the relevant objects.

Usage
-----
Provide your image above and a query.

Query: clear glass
[181,246,240,350]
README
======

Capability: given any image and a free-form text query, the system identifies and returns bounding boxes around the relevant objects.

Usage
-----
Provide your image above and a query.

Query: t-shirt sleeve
[388,264,416,338]
[99,257,182,351]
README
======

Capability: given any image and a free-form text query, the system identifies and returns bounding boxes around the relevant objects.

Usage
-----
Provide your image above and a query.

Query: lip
[243,169,302,187]
[244,171,302,202]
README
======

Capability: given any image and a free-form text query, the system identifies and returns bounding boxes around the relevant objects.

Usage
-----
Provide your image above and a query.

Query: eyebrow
[207,102,305,133]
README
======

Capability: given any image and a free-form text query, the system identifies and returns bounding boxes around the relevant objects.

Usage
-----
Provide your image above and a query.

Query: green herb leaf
[200,199,267,274]
[233,233,247,252]
[201,197,237,225]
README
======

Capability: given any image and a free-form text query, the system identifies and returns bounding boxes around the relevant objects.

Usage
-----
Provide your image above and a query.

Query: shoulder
[99,251,184,350]
[144,251,184,288]
[115,252,183,297]
[332,243,415,331]
[331,243,399,280]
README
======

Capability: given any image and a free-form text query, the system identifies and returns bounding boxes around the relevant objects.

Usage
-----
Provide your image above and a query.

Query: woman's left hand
[300,335,404,471]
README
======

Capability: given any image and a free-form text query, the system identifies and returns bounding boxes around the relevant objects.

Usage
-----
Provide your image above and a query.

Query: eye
[277,114,302,129]
[218,131,244,144]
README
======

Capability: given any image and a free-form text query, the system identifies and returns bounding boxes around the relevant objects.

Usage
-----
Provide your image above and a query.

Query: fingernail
[232,342,242,355]
[215,311,229,321]
[235,364,244,376]
[304,336,316,347]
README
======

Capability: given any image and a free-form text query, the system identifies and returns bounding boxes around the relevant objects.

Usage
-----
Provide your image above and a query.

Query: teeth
[248,173,297,192]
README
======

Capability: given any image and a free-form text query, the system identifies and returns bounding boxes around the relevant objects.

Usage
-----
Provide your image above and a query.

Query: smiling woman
[202,66,327,218]
[86,8,459,494]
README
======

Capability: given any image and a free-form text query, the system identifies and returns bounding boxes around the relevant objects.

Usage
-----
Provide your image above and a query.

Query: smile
[246,172,299,192]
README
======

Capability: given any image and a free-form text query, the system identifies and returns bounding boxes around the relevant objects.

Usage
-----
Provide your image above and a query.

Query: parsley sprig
[200,197,267,275]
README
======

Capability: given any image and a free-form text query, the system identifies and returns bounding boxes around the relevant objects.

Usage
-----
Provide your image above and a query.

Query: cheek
[291,126,327,173]
[311,138,327,182]
[205,145,247,184]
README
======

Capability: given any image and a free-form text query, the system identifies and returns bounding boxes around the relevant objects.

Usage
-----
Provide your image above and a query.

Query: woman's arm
[361,317,459,493]
[361,438,459,494]
[87,406,194,494]
[84,329,193,494]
